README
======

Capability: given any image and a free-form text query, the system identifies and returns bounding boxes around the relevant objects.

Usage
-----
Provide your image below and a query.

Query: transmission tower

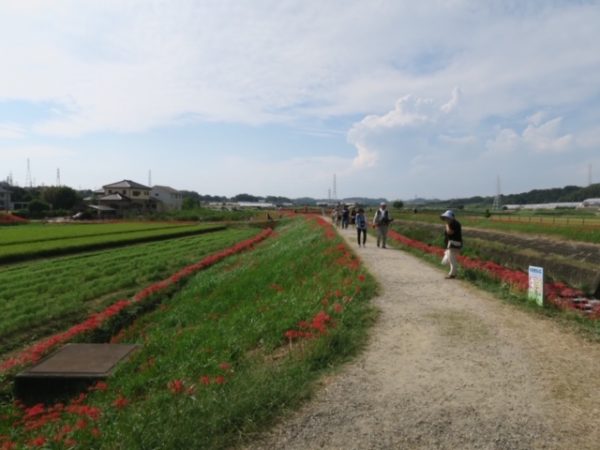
[148,169,152,187]
[332,174,337,201]
[589,163,593,186]
[56,168,61,186]
[25,158,32,188]
[492,176,502,210]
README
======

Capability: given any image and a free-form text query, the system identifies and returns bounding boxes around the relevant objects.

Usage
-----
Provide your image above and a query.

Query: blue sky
[1,0,599,200]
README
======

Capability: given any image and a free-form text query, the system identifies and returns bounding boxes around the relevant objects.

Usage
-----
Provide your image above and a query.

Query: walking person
[341,205,350,229]
[373,202,392,248]
[355,208,367,247]
[440,210,462,279]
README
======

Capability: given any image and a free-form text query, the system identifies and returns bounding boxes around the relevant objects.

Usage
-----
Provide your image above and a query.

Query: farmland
[390,209,600,244]
[0,222,224,263]
[0,217,378,449]
[0,227,259,356]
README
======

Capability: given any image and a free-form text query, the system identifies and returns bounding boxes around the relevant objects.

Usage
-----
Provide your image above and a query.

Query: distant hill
[416,183,600,207]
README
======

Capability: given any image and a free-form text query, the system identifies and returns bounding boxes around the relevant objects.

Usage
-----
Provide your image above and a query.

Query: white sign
[528,266,544,306]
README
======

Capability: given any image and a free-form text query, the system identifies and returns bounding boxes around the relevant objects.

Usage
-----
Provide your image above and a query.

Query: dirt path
[244,226,600,450]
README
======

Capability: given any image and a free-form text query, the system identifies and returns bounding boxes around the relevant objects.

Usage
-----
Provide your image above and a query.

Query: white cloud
[486,116,573,155]
[0,123,25,139]
[440,87,461,114]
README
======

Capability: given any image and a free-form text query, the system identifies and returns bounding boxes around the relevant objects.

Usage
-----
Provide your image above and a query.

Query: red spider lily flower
[91,427,102,438]
[214,375,226,385]
[321,298,329,307]
[75,419,88,430]
[333,303,344,313]
[23,403,45,419]
[358,274,366,282]
[112,395,129,410]
[168,379,185,394]
[1,441,16,450]
[89,381,108,392]
[298,321,310,329]
[218,362,232,371]
[200,375,211,386]
[334,290,342,297]
[27,437,47,448]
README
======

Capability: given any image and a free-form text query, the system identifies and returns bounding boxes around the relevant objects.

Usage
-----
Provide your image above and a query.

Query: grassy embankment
[0,217,378,449]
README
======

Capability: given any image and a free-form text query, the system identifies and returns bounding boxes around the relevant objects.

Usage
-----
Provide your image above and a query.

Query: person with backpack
[372,202,392,248]
[440,209,463,279]
[355,208,368,247]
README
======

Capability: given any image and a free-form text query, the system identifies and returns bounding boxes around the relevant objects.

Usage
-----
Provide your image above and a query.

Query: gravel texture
[243,225,600,450]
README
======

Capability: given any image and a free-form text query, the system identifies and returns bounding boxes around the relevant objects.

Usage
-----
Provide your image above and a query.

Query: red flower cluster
[284,310,335,343]
[387,229,598,317]
[1,228,274,373]
[0,212,28,224]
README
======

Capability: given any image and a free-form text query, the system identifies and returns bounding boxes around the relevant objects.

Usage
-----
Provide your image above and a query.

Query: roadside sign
[528,266,544,306]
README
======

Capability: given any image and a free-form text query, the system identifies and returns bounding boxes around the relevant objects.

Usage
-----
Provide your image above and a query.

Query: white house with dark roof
[95,180,155,213]
[151,185,183,211]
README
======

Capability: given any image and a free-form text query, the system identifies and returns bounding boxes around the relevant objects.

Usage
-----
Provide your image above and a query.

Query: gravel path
[244,225,600,449]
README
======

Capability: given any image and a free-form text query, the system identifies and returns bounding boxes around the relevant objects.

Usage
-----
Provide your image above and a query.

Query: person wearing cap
[440,210,462,279]
[373,202,393,248]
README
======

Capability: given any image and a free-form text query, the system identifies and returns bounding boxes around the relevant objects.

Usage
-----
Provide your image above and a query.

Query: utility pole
[56,168,61,186]
[589,163,593,186]
[148,169,152,187]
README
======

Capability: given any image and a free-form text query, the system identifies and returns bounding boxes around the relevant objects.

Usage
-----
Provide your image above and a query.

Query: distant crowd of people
[330,202,463,279]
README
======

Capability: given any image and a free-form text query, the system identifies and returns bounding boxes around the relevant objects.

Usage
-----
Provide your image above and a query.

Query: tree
[28,199,50,214]
[41,186,80,210]
[392,200,404,209]
[232,193,261,202]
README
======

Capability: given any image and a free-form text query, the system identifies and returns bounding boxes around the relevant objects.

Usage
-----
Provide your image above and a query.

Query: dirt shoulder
[243,226,600,450]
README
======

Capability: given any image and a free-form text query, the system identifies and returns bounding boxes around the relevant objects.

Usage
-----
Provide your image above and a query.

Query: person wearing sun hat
[440,209,462,279]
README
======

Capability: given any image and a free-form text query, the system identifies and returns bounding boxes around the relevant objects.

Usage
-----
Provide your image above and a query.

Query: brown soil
[243,226,600,450]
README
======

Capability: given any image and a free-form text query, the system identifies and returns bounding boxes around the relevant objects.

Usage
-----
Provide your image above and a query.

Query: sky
[1,0,599,200]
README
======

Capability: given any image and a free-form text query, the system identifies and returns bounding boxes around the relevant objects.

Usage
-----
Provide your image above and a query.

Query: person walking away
[355,208,367,247]
[373,202,392,248]
[440,210,462,279]
[341,205,350,229]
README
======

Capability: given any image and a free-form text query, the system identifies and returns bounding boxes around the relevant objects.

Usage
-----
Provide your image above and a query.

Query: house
[96,180,155,213]
[0,186,10,211]
[581,198,600,208]
[151,185,183,211]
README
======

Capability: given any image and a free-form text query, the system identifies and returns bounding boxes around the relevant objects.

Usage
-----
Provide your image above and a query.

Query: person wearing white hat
[373,202,393,248]
[440,210,462,278]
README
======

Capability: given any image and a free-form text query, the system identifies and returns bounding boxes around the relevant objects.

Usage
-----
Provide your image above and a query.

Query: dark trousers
[357,228,366,245]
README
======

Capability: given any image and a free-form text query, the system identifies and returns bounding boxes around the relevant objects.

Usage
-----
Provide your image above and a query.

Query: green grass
[0,228,258,356]
[0,223,223,263]
[0,218,378,449]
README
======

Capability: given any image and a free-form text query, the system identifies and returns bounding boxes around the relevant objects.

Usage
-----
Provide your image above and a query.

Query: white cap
[440,210,455,219]
[380,202,387,206]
